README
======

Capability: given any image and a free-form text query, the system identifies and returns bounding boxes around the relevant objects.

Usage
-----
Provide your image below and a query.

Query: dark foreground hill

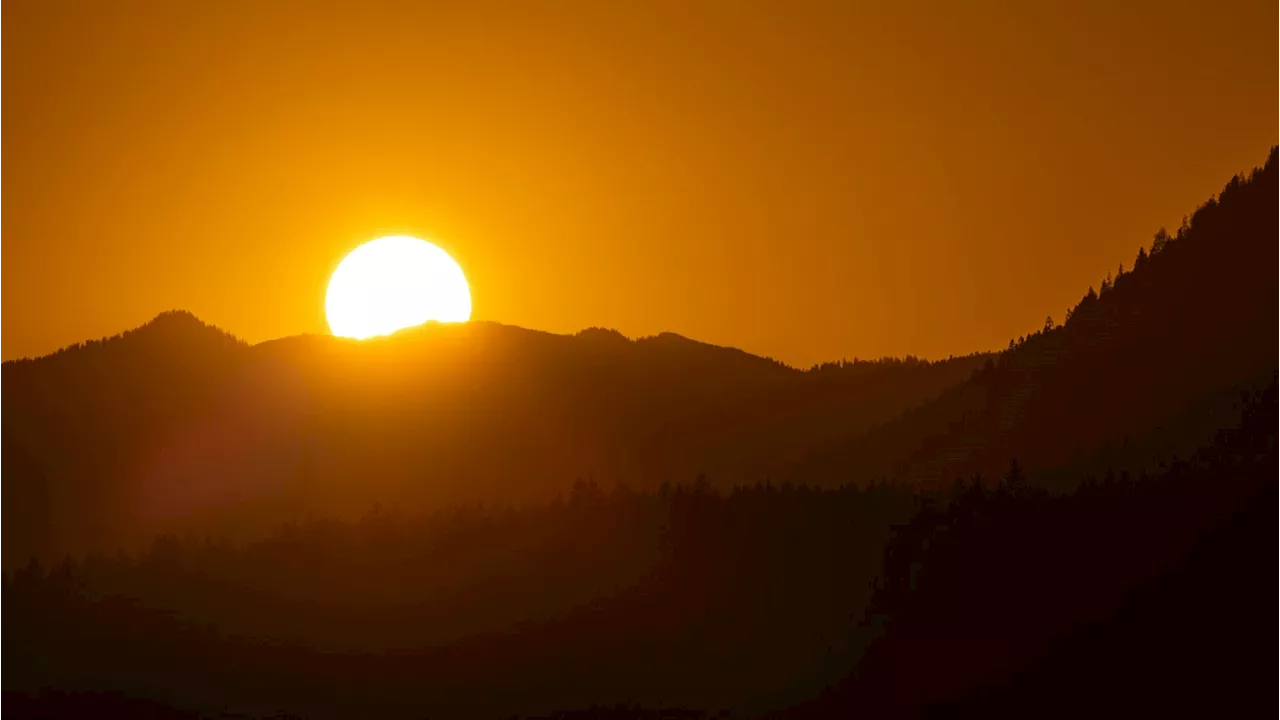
[4,381,1273,719]
[3,312,987,565]
[780,384,1276,719]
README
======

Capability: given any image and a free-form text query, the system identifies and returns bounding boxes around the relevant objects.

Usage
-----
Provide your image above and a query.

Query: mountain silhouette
[3,313,987,565]
[3,311,249,565]
[3,148,1276,719]
[5,150,1276,568]
[801,146,1278,490]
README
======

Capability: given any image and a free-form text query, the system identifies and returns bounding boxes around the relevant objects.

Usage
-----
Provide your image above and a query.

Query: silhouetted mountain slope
[4,481,918,718]
[802,147,1278,489]
[2,314,987,564]
[933,485,1274,719]
[782,383,1276,719]
[2,311,249,564]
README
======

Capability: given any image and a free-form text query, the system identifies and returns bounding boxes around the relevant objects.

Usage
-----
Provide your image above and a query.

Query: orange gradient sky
[4,0,1276,366]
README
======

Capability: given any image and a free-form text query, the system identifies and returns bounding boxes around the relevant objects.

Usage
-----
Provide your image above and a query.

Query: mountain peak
[144,308,204,325]
[112,309,244,348]
[575,327,630,343]
[134,309,224,336]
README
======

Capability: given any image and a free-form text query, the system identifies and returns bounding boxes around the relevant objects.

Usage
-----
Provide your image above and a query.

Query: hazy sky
[4,0,1276,366]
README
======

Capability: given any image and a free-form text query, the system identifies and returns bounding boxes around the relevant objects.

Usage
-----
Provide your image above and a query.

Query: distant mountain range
[2,311,988,565]
[4,148,1276,567]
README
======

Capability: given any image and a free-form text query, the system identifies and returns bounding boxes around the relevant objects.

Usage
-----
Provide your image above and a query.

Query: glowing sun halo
[325,235,472,339]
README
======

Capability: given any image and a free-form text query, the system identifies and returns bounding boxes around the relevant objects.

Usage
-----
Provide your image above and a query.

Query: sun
[325,235,472,339]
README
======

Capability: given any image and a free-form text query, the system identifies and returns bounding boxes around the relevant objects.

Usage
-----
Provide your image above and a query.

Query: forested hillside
[806,147,1277,490]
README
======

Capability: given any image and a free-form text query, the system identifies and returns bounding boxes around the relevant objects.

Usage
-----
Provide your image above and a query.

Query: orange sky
[4,0,1276,367]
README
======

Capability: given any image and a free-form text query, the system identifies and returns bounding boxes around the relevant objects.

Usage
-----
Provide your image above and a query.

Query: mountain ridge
[2,309,991,566]
[797,146,1278,489]
[5,147,1275,568]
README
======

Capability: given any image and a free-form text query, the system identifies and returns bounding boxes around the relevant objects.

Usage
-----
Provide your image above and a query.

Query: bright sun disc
[326,235,472,339]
